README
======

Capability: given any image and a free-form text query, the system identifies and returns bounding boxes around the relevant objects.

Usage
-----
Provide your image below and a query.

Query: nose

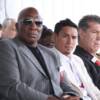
[30,22,37,28]
[67,37,73,44]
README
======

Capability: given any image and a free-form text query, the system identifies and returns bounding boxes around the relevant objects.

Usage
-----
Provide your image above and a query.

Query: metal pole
[4,0,8,18]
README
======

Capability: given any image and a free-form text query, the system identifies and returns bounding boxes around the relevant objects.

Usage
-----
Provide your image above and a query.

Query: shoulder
[0,38,23,53]
[72,54,85,65]
[0,39,17,59]
[0,38,11,44]
[38,45,58,57]
[0,39,14,49]
[38,45,59,61]
[72,54,83,61]
[38,45,61,67]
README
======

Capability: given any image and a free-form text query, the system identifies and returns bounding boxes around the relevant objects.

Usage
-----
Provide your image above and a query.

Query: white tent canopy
[0,0,100,29]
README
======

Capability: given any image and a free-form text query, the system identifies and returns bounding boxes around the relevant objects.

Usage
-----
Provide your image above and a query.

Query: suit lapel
[38,46,52,77]
[17,41,47,77]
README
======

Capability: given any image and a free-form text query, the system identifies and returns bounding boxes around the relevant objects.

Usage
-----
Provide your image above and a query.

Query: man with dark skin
[0,7,80,100]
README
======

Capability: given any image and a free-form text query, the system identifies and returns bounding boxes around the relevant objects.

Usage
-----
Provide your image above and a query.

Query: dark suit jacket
[0,38,80,100]
[74,46,100,89]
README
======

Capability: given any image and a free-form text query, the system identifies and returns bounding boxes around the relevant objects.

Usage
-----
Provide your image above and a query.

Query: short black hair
[41,25,53,39]
[54,18,77,34]
[78,15,100,31]
[0,24,2,30]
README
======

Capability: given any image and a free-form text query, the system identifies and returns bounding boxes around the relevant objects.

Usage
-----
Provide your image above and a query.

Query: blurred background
[0,0,100,30]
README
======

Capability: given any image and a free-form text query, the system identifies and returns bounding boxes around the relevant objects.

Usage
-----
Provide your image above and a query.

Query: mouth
[65,45,73,48]
[27,32,38,38]
[29,34,37,38]
[95,42,100,46]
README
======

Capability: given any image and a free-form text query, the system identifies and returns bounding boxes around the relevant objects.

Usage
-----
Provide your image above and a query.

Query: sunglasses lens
[21,18,43,27]
[35,21,43,27]
[22,19,33,25]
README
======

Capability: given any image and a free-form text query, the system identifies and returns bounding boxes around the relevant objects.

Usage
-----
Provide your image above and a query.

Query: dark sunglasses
[20,18,43,27]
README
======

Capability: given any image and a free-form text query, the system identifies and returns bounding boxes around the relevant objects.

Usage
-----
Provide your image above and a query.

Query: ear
[53,32,59,44]
[78,28,85,38]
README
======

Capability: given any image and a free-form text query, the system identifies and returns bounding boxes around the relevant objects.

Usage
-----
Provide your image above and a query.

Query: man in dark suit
[0,7,80,100]
[74,15,100,89]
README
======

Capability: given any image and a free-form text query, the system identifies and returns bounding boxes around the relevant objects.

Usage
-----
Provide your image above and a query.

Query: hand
[47,95,61,100]
[62,95,80,100]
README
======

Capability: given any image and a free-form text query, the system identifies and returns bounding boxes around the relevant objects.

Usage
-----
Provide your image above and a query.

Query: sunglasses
[20,18,43,27]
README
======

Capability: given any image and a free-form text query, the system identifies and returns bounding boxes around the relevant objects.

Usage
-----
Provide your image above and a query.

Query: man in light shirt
[54,18,100,100]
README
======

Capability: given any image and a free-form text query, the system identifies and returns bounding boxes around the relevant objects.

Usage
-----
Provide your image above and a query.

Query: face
[40,34,55,48]
[17,9,43,46]
[79,22,100,55]
[55,26,78,55]
[4,22,16,38]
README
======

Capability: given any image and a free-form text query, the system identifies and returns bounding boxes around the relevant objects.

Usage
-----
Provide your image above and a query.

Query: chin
[64,51,70,55]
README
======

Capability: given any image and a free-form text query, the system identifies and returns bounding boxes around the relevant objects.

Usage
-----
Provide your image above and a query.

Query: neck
[79,45,96,56]
[18,37,38,48]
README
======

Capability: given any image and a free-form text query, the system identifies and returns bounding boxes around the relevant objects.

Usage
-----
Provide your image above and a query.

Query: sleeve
[60,69,83,98]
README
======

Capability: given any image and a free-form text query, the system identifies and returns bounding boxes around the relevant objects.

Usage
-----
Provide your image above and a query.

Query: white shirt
[53,48,100,100]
